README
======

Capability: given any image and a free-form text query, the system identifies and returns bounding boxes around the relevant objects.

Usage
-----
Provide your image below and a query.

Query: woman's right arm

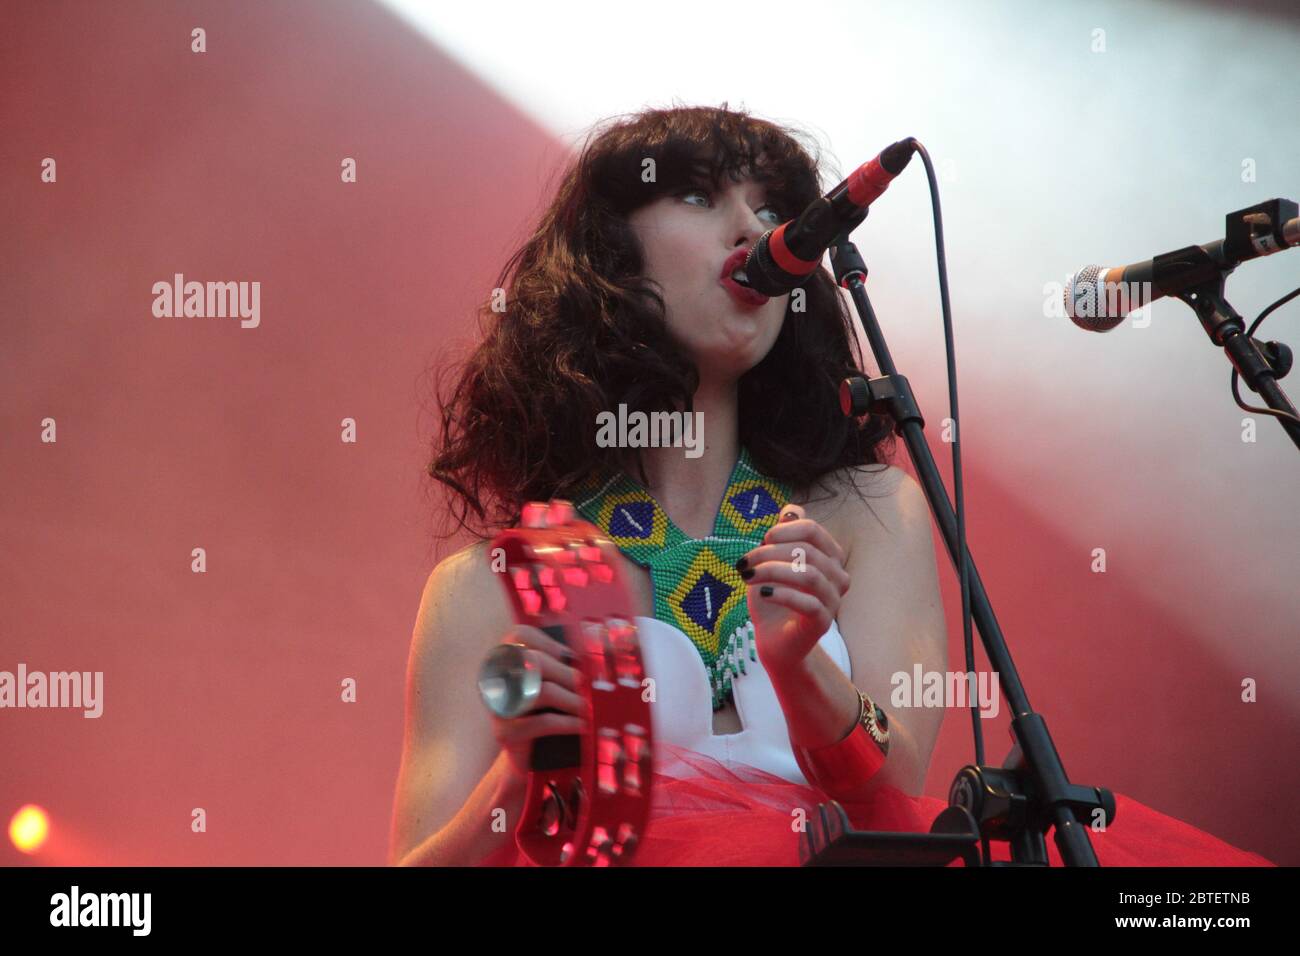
[388,543,522,867]
[388,542,588,867]
[394,750,527,867]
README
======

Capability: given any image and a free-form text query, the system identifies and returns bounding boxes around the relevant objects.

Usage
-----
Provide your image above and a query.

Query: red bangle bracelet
[792,689,890,796]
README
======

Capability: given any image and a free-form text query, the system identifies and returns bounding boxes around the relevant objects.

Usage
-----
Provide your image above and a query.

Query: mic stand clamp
[1165,198,1300,448]
[1173,260,1300,448]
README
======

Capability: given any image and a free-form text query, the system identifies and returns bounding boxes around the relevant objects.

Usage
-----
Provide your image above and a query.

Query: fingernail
[734,556,749,572]
[740,567,754,580]
[760,585,774,597]
[781,511,797,522]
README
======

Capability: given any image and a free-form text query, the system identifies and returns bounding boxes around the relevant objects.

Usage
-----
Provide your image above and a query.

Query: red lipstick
[719,247,770,309]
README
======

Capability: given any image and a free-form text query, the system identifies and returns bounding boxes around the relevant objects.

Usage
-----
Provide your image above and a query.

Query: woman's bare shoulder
[414,538,515,657]
[796,463,913,561]
[428,538,496,584]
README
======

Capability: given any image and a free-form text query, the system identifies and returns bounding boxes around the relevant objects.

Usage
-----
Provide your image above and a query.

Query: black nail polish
[760,585,774,597]
[734,556,749,572]
[739,567,754,580]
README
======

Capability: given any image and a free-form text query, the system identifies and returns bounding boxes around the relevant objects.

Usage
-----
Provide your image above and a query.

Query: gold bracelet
[792,687,890,796]
[859,689,891,751]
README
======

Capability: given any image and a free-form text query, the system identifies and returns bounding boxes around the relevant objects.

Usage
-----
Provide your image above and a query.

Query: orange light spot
[9,805,50,854]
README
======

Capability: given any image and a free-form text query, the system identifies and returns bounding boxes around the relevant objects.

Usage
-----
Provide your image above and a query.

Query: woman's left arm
[741,467,948,798]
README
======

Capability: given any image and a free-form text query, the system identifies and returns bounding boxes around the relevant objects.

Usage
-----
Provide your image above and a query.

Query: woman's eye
[680,188,783,224]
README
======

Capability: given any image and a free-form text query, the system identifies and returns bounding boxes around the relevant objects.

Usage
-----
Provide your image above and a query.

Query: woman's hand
[486,624,590,782]
[738,503,851,674]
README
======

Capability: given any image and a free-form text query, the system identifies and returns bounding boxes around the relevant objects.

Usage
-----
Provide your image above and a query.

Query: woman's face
[627,170,791,383]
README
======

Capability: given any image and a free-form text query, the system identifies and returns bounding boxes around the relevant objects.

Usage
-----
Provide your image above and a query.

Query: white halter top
[635,614,853,786]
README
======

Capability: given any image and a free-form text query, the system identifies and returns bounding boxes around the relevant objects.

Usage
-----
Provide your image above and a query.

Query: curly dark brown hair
[422,102,896,546]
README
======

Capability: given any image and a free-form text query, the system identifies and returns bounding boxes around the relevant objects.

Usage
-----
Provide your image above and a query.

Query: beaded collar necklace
[571,446,793,710]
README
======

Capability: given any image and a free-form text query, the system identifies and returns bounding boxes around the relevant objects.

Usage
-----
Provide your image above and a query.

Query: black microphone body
[744,139,916,296]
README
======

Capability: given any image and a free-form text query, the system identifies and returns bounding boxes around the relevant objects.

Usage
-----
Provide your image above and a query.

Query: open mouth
[720,272,769,307]
[719,250,769,307]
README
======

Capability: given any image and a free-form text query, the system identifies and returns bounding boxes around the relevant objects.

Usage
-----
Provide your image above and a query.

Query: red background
[2,0,1294,866]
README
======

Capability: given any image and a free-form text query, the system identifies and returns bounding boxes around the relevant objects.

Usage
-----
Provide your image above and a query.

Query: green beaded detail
[571,446,792,710]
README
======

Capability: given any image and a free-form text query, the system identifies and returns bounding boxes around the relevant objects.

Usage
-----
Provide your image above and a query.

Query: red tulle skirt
[479,743,1275,867]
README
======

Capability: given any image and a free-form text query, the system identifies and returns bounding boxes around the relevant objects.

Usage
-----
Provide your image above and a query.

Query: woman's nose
[730,204,770,246]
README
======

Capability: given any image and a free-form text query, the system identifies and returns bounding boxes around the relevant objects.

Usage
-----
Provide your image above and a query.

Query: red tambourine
[487,499,653,866]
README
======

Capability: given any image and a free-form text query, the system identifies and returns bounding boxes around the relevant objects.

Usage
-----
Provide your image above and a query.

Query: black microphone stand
[799,216,1115,867]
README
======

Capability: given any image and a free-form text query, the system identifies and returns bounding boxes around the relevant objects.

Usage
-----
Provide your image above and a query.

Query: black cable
[905,139,988,867]
[1230,284,1300,425]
